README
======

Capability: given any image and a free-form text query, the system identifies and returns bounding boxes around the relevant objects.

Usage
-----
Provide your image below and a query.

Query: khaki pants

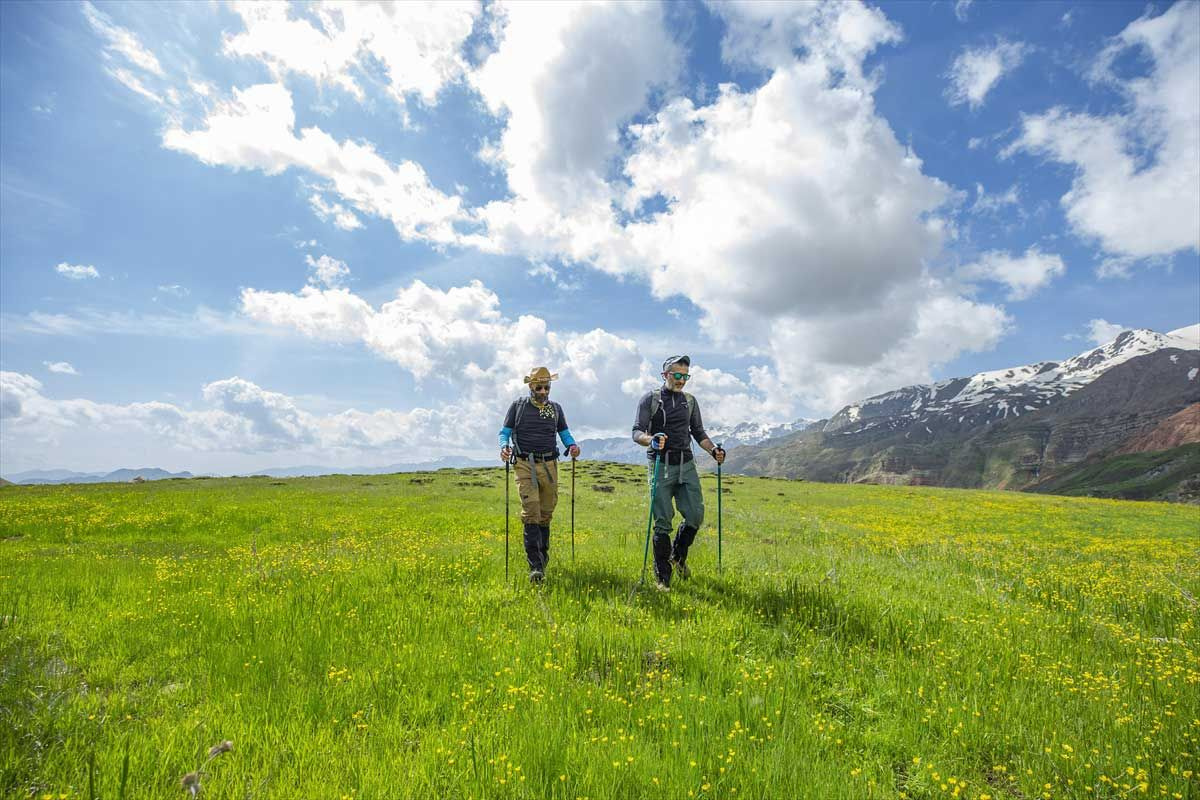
[514,458,558,525]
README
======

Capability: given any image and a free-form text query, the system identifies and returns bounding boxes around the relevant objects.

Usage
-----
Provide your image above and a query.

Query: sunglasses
[666,372,691,381]
[531,384,550,391]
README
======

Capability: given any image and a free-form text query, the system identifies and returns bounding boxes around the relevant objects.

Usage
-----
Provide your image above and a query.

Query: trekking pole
[717,443,723,575]
[640,450,663,585]
[504,457,511,582]
[571,454,576,564]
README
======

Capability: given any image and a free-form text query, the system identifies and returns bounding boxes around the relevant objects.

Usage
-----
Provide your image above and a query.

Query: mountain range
[1,457,493,485]
[726,325,1200,502]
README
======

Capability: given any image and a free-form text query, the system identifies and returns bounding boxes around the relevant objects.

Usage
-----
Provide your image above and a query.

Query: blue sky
[1,0,1197,475]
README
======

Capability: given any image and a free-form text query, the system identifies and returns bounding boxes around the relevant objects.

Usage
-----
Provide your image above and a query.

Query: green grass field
[1,464,1197,799]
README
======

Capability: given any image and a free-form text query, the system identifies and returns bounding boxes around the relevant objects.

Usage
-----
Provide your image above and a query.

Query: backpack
[649,390,695,427]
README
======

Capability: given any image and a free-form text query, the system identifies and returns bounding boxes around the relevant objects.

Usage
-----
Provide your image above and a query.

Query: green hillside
[1029,443,1200,502]
[1,467,1197,799]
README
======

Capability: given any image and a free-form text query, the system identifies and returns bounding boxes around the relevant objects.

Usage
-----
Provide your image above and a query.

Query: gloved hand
[651,433,667,451]
[712,446,726,464]
[500,446,513,463]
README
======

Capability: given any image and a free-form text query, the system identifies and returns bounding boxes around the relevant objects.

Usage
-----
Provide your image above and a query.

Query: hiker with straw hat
[499,366,581,583]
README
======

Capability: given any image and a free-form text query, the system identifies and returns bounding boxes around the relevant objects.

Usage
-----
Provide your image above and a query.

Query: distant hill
[3,468,195,485]
[576,418,815,465]
[726,326,1200,502]
[1,458,495,485]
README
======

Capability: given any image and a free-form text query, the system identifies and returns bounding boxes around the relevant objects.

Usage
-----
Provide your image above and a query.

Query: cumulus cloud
[305,254,351,288]
[237,271,801,435]
[946,39,1028,109]
[958,247,1066,300]
[0,370,470,459]
[1008,2,1199,270]
[223,1,480,117]
[466,0,681,261]
[456,1,1010,414]
[43,362,79,375]
[55,262,99,280]
[163,83,466,245]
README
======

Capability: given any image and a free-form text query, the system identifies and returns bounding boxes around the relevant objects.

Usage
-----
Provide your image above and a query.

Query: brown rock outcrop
[1118,403,1200,454]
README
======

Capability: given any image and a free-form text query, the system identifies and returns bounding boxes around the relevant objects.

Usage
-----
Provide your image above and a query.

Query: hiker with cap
[631,355,725,591]
[499,366,582,583]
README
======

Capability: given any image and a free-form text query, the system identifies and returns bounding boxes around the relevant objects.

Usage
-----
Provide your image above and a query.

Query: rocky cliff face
[1117,404,1200,454]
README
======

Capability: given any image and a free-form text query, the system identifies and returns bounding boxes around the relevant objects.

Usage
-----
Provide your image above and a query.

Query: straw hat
[523,366,559,384]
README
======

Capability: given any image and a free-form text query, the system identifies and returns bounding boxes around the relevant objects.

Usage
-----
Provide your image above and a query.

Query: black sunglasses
[531,384,550,391]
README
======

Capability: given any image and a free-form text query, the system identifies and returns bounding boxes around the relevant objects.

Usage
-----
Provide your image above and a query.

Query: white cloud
[526,262,578,291]
[764,280,1012,411]
[958,246,1066,300]
[238,273,794,434]
[107,66,164,105]
[223,1,481,118]
[163,83,466,245]
[82,2,164,76]
[156,284,190,298]
[612,3,1011,411]
[711,1,901,77]
[305,254,351,288]
[971,182,1021,215]
[309,193,363,231]
[1,307,280,340]
[458,1,1011,415]
[954,0,974,23]
[946,39,1028,109]
[240,285,373,344]
[466,0,681,259]
[55,262,99,280]
[1008,2,1199,269]
[1086,318,1126,346]
[43,362,79,376]
[0,370,469,460]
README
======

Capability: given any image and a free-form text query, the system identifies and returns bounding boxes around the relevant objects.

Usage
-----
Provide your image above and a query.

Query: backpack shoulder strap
[648,390,661,420]
[513,396,529,428]
[685,392,696,418]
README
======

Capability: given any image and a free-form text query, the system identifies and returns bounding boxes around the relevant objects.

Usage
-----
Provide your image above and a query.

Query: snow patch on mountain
[827,327,1199,436]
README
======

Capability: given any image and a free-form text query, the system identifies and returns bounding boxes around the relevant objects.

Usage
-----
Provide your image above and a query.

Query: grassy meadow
[1,463,1197,799]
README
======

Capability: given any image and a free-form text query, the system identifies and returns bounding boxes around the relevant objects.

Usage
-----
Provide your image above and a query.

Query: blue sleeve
[559,428,576,447]
[498,426,513,448]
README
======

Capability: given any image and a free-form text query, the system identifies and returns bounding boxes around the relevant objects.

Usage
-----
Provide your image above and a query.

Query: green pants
[649,456,705,534]
[648,456,705,584]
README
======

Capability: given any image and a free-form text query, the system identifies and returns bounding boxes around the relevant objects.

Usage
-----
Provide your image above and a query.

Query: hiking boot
[671,557,691,580]
[529,569,544,584]
[654,580,671,592]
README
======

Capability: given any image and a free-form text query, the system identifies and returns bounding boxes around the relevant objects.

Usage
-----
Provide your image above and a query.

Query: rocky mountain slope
[726,326,1200,500]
